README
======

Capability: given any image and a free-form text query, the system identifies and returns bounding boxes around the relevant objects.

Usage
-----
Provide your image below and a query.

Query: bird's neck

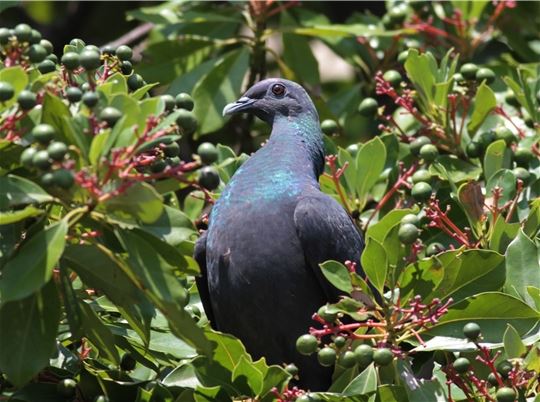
[265,112,325,179]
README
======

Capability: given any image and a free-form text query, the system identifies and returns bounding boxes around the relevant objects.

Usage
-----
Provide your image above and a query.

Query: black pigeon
[194,79,364,390]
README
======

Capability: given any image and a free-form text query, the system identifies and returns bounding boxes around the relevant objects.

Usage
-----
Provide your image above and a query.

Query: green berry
[116,45,133,61]
[284,363,298,376]
[162,94,175,112]
[27,44,47,63]
[39,39,53,54]
[514,147,533,167]
[358,97,378,117]
[388,5,407,24]
[494,126,516,145]
[296,334,318,356]
[346,144,359,157]
[120,60,133,75]
[497,360,513,378]
[466,141,483,158]
[163,142,180,157]
[17,90,37,110]
[82,91,99,108]
[334,336,346,349]
[505,90,520,108]
[69,38,85,48]
[66,87,82,103]
[29,29,41,44]
[411,181,433,202]
[0,81,15,102]
[453,357,470,374]
[426,242,445,257]
[100,107,122,127]
[14,24,32,42]
[487,372,499,386]
[32,150,51,170]
[41,172,54,187]
[127,74,144,91]
[340,351,357,368]
[453,73,465,85]
[176,109,198,135]
[175,93,194,111]
[56,378,77,397]
[419,144,438,162]
[495,387,516,402]
[373,348,393,366]
[317,347,336,366]
[478,130,496,148]
[32,124,56,144]
[512,167,531,185]
[52,169,74,189]
[401,213,420,226]
[197,142,218,164]
[150,159,167,173]
[460,63,478,80]
[398,50,409,64]
[61,52,80,70]
[20,147,37,168]
[198,166,220,191]
[398,223,420,244]
[94,396,110,402]
[79,49,101,70]
[410,136,431,156]
[166,156,181,166]
[463,322,481,340]
[354,344,374,367]
[102,45,115,55]
[120,353,137,371]
[38,59,56,74]
[317,305,337,323]
[84,45,100,54]
[476,67,495,84]
[321,119,338,135]
[383,70,402,86]
[0,28,11,45]
[46,53,58,63]
[47,141,68,161]
[412,169,431,183]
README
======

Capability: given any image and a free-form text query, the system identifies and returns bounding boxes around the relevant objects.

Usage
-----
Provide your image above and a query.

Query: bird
[194,78,364,391]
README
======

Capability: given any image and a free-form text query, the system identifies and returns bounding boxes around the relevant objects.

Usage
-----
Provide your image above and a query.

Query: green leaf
[430,156,482,183]
[193,48,250,135]
[0,219,67,303]
[0,175,53,211]
[320,260,353,293]
[0,205,44,225]
[523,198,540,238]
[0,67,28,111]
[484,140,512,182]
[0,280,60,386]
[489,216,520,254]
[503,324,526,358]
[78,300,120,364]
[404,49,437,113]
[355,137,386,206]
[342,364,377,396]
[361,238,387,294]
[504,229,540,308]
[486,169,517,207]
[366,208,416,243]
[425,292,540,342]
[467,82,497,134]
[232,355,264,396]
[103,182,163,224]
[138,205,196,246]
[62,244,154,345]
[118,230,211,353]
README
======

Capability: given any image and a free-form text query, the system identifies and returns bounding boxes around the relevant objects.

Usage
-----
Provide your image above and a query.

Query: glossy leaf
[467,82,497,134]
[320,260,353,293]
[361,238,387,293]
[0,175,53,210]
[342,364,377,396]
[0,280,60,386]
[503,324,526,358]
[484,140,512,182]
[103,182,163,224]
[0,219,67,302]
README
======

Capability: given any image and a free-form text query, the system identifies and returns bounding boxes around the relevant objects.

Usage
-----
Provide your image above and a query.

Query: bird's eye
[271,83,285,97]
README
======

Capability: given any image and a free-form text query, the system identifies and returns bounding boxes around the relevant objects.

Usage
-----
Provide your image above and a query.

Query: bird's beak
[222,96,256,116]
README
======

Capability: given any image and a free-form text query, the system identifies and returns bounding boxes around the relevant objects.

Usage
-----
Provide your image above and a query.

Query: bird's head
[223,79,318,124]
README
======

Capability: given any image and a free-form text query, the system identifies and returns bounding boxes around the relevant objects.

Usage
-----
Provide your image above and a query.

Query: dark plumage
[194,79,364,390]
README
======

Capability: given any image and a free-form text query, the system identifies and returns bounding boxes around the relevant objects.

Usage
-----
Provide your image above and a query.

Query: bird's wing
[293,194,364,302]
[194,230,217,326]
